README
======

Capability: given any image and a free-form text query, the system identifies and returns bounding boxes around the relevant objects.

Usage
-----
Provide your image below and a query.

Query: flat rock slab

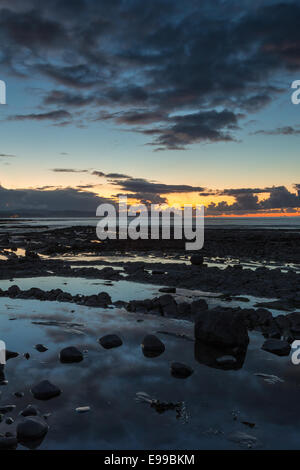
[31,380,61,400]
[262,339,291,356]
[59,346,83,363]
[99,334,123,349]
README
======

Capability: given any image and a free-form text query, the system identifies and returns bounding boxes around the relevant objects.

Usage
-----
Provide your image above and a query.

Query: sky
[0,0,299,216]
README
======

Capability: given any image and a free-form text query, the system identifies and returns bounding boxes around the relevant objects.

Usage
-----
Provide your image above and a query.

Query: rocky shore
[0,224,299,449]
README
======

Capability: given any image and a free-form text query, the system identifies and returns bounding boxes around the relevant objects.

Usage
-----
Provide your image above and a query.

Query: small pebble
[35,344,48,353]
[75,406,90,413]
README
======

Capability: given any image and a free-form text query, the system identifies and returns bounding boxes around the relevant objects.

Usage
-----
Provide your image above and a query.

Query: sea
[0,216,299,232]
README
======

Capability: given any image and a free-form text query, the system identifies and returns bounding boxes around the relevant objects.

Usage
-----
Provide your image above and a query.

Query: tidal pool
[0,297,299,450]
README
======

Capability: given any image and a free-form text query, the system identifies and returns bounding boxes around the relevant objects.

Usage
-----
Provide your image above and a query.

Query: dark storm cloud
[0,185,113,212]
[141,110,241,150]
[253,126,300,136]
[206,185,300,215]
[114,192,168,205]
[100,110,167,125]
[1,0,300,149]
[0,8,66,49]
[92,171,131,179]
[9,110,71,122]
[37,64,102,88]
[112,177,205,195]
[106,173,131,179]
[220,186,283,196]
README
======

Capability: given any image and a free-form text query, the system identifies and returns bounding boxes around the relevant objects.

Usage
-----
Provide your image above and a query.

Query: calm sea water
[0,216,299,231]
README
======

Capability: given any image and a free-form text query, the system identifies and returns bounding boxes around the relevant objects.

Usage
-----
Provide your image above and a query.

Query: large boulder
[31,380,61,400]
[194,308,249,349]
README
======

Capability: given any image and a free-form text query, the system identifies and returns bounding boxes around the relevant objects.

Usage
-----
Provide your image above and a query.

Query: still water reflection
[0,298,299,449]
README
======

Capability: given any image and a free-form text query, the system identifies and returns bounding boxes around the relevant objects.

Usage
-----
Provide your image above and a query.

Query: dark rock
[191,299,208,315]
[158,294,176,308]
[35,344,48,353]
[171,362,194,378]
[17,417,48,441]
[124,262,145,274]
[24,353,30,360]
[25,250,40,261]
[159,287,176,294]
[31,380,61,400]
[0,436,18,449]
[20,405,39,417]
[14,391,24,398]
[59,346,83,363]
[5,417,14,425]
[177,301,191,316]
[142,335,165,357]
[194,308,249,349]
[0,405,16,414]
[127,299,154,313]
[262,339,291,356]
[99,334,123,349]
[7,285,21,297]
[113,300,127,308]
[6,350,19,360]
[56,292,73,302]
[195,341,246,370]
[256,308,273,326]
[190,254,204,266]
